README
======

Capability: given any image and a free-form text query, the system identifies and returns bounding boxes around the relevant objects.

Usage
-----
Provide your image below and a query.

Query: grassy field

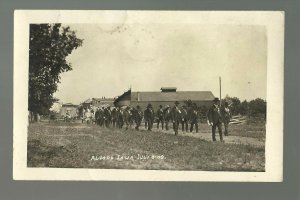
[27,122,265,171]
[227,121,266,141]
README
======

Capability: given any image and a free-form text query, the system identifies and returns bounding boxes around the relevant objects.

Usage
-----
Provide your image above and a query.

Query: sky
[53,23,267,105]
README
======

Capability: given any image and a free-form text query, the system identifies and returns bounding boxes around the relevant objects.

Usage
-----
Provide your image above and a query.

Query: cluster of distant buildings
[58,97,114,118]
[57,87,215,118]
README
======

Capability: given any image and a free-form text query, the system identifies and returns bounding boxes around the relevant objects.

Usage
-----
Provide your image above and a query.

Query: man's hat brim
[213,98,220,102]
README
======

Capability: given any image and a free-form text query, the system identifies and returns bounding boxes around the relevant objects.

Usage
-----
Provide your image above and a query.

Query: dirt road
[140,123,265,147]
[40,120,266,147]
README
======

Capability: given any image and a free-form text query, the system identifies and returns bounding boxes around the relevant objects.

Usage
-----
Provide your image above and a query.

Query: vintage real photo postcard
[13,10,284,181]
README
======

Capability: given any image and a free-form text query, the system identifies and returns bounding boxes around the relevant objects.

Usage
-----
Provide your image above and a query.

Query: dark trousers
[190,121,198,133]
[223,122,229,136]
[165,120,170,130]
[135,119,141,130]
[118,118,123,129]
[157,117,164,129]
[181,120,188,132]
[147,119,153,131]
[99,119,104,126]
[112,119,116,127]
[212,122,223,141]
[96,118,101,126]
[105,119,110,128]
[173,121,180,135]
[125,120,130,130]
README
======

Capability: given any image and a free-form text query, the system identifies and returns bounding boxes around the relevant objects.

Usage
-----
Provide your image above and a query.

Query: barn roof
[62,103,78,107]
[161,87,177,92]
[131,91,215,102]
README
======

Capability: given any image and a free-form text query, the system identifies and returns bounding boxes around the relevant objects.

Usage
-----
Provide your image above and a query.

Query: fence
[229,115,247,125]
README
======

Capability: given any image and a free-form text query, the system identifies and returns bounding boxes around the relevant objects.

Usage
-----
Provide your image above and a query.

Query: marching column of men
[82,98,231,142]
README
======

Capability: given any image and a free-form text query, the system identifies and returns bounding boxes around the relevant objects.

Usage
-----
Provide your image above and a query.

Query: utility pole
[219,76,222,106]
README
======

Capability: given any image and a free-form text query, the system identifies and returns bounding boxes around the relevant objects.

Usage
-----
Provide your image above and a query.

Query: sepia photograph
[13,11,284,181]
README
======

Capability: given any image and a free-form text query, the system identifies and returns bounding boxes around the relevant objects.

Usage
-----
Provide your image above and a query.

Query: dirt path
[41,123,265,147]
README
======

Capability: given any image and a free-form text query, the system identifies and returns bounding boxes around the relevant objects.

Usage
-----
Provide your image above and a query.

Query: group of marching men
[81,97,231,141]
[82,101,200,134]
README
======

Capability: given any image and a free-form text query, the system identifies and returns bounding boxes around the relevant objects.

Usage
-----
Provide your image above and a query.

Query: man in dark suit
[189,103,200,133]
[221,101,231,136]
[180,105,189,132]
[95,108,100,126]
[207,98,224,142]
[144,104,154,131]
[171,101,181,135]
[116,107,124,129]
[163,105,171,131]
[156,105,164,130]
[123,106,132,130]
[103,106,111,128]
[133,105,143,130]
[111,107,117,127]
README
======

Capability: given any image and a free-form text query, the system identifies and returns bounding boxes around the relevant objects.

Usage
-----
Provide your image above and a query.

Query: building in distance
[60,103,79,118]
[114,87,215,110]
[81,97,114,109]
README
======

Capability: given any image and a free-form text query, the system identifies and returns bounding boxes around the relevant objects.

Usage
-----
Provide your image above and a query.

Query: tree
[248,98,266,117]
[239,100,249,116]
[223,96,241,115]
[29,24,83,119]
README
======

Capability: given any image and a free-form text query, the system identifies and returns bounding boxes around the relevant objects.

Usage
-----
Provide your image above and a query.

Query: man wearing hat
[163,105,171,130]
[156,105,164,130]
[95,107,100,126]
[189,103,200,133]
[180,105,189,132]
[133,105,143,130]
[111,107,117,128]
[171,101,181,135]
[123,106,132,130]
[144,103,154,131]
[221,101,231,136]
[207,98,224,142]
[144,108,148,129]
[116,107,124,129]
[103,106,112,128]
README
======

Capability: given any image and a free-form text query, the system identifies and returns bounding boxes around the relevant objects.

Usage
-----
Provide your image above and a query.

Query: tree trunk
[35,113,40,122]
[29,111,40,123]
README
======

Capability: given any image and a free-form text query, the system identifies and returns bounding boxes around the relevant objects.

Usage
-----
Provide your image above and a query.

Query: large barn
[114,87,215,111]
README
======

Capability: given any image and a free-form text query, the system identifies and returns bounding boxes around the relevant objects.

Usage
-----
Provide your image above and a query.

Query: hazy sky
[54,23,267,104]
